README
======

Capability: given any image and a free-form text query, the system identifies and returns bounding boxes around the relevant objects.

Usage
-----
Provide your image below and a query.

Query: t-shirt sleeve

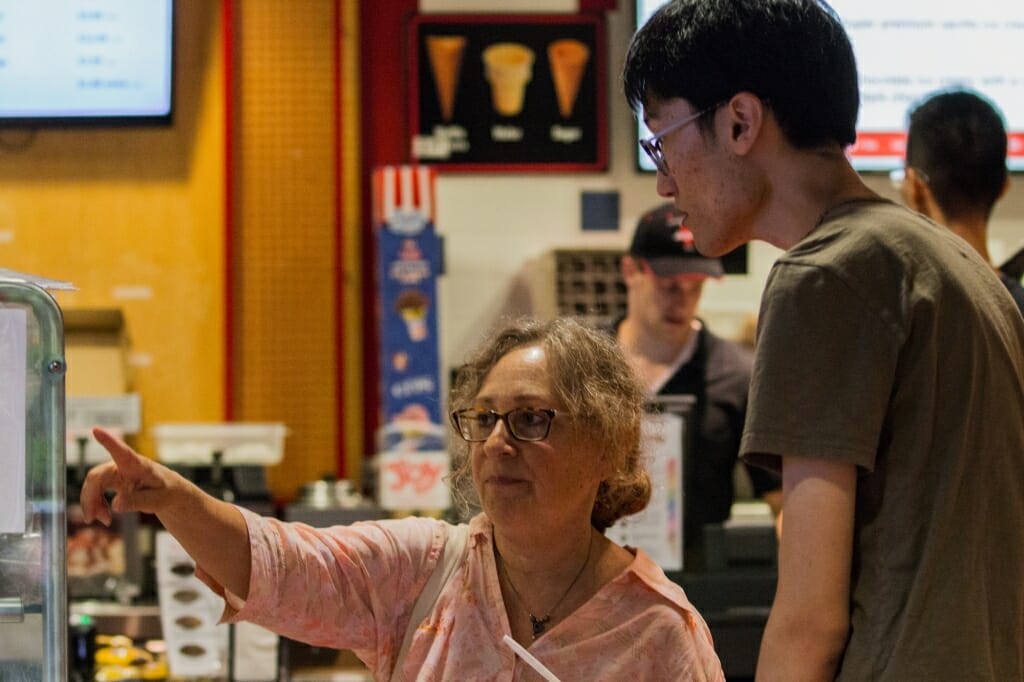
[741,262,900,472]
[209,508,444,652]
[744,460,782,496]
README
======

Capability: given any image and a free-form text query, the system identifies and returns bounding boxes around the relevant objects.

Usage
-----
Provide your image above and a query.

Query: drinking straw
[502,635,562,682]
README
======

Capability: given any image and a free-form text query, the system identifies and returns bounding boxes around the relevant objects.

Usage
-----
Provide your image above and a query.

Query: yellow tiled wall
[0,2,225,458]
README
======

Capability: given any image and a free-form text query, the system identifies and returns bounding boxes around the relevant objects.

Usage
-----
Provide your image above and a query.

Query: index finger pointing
[92,427,148,475]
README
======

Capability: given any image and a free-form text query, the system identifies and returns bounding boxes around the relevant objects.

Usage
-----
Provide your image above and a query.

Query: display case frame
[0,277,68,681]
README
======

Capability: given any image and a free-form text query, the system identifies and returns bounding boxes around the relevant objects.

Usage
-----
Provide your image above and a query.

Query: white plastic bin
[152,423,287,466]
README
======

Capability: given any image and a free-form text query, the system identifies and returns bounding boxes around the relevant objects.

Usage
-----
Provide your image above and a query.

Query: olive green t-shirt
[742,199,1024,681]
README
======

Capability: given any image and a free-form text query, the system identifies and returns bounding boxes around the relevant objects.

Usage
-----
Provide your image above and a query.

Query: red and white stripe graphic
[373,165,436,228]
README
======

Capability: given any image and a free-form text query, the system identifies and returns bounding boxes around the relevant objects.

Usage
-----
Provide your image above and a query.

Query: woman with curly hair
[81,317,722,680]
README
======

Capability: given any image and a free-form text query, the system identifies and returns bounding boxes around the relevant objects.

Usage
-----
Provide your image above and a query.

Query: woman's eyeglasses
[450,408,558,442]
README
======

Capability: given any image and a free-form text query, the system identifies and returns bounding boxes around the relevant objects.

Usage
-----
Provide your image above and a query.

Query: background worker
[902,88,1024,315]
[611,202,781,565]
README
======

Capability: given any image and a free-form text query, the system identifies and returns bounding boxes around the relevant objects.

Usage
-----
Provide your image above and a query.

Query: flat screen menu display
[0,0,173,124]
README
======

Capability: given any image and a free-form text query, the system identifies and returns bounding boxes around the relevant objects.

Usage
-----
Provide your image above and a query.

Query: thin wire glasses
[639,102,724,175]
[450,407,558,442]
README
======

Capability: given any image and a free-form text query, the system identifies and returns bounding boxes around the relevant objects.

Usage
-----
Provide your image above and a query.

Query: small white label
[491,125,524,142]
[111,285,153,300]
[128,352,153,368]
[0,309,27,534]
[412,134,452,160]
[550,125,583,143]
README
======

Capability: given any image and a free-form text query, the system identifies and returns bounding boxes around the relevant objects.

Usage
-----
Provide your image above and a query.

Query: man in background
[902,89,1024,314]
[612,203,781,566]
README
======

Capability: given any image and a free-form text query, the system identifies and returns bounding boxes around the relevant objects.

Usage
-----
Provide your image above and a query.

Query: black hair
[623,0,859,149]
[906,90,1008,221]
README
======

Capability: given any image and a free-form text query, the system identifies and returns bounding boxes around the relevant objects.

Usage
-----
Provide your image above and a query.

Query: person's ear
[901,167,929,214]
[621,254,639,278]
[723,92,764,154]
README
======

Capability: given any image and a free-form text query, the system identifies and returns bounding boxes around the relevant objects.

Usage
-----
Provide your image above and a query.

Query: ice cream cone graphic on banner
[426,35,466,122]
[482,42,535,116]
[396,289,430,342]
[548,39,589,118]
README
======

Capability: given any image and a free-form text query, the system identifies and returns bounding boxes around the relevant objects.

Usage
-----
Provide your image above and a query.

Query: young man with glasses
[901,89,1024,316]
[625,1,1024,680]
[611,202,781,568]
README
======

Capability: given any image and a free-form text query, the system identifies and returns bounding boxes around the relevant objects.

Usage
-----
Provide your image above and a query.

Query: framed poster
[410,14,606,172]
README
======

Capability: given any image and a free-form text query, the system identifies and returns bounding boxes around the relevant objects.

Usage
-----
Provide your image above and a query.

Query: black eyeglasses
[450,408,558,442]
[639,101,724,175]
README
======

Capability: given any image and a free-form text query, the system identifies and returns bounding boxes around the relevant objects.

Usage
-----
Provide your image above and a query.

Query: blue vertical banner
[373,165,446,455]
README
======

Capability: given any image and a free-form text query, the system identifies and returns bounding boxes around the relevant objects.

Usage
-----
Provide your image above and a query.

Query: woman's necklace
[495,530,594,639]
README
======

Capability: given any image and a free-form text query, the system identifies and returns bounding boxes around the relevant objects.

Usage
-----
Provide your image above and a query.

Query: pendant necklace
[495,530,594,639]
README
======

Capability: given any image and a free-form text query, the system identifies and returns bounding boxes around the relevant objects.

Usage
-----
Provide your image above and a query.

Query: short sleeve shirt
[742,199,1024,680]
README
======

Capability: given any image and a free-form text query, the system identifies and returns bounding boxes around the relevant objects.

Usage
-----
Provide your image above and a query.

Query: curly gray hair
[448,317,651,532]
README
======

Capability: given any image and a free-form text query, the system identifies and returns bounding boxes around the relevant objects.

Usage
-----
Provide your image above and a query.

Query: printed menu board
[410,14,606,171]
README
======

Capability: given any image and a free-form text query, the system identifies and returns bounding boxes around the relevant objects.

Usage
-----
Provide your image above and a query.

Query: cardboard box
[64,308,131,396]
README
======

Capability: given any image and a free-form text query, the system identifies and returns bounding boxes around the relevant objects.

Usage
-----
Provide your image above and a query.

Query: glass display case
[0,275,68,680]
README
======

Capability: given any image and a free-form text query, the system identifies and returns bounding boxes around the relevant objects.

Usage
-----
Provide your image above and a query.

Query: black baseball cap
[628,203,724,278]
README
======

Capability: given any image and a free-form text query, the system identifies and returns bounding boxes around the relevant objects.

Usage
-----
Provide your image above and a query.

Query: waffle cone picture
[426,35,467,122]
[547,39,589,118]
[482,42,535,116]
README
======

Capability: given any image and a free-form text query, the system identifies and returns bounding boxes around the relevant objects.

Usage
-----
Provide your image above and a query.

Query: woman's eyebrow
[472,393,549,405]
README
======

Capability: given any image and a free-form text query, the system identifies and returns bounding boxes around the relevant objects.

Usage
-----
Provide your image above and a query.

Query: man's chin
[662,316,691,329]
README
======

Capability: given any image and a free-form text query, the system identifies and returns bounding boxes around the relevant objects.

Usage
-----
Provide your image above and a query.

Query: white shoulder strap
[391,523,470,681]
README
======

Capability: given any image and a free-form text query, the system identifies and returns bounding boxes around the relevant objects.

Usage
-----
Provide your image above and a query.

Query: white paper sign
[0,309,27,534]
[376,450,451,511]
[606,412,684,571]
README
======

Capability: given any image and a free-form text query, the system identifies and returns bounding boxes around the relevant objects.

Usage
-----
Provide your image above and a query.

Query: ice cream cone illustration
[547,39,589,118]
[482,42,535,117]
[396,289,430,342]
[426,35,466,122]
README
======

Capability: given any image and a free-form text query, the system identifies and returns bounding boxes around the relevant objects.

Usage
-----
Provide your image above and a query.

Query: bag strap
[391,523,470,681]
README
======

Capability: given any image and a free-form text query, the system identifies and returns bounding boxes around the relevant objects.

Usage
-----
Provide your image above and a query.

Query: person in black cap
[611,202,780,566]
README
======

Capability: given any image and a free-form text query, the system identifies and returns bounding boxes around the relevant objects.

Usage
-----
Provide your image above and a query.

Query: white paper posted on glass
[0,309,26,534]
[606,411,684,571]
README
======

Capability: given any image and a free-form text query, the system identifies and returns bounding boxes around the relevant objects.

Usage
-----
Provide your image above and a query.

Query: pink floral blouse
[206,509,724,681]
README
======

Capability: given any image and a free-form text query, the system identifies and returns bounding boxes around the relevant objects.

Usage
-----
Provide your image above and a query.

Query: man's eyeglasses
[639,102,723,175]
[450,407,558,442]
